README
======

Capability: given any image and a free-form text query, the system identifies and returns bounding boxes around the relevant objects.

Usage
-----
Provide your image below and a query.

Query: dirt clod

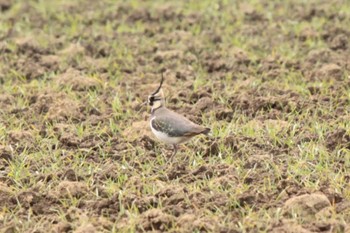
[58,43,85,57]
[329,34,348,50]
[0,182,13,208]
[271,219,312,233]
[283,193,331,219]
[32,93,81,121]
[317,64,343,80]
[154,50,183,63]
[53,181,88,198]
[194,97,214,112]
[51,222,72,233]
[325,128,350,150]
[8,130,34,145]
[0,0,12,11]
[40,55,61,70]
[137,209,174,231]
[55,69,101,91]
[74,223,96,233]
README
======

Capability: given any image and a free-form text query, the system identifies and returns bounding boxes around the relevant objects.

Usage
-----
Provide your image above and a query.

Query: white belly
[150,118,188,145]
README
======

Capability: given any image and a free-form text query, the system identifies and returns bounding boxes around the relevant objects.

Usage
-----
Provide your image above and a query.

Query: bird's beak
[135,101,148,112]
[139,101,147,107]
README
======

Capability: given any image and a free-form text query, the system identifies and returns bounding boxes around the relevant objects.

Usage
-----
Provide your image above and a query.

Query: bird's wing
[153,109,207,137]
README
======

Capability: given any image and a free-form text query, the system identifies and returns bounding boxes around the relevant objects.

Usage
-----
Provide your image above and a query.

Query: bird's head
[148,73,165,109]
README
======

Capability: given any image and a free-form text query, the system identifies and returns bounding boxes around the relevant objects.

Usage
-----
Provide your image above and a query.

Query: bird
[147,73,210,159]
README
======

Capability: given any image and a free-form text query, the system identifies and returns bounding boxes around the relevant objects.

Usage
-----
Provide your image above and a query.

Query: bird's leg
[170,144,177,160]
[165,144,177,166]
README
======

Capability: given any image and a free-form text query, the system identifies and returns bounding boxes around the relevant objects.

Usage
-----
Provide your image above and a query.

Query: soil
[0,0,349,232]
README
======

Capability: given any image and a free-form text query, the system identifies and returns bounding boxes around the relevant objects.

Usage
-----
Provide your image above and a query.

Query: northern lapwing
[147,74,210,158]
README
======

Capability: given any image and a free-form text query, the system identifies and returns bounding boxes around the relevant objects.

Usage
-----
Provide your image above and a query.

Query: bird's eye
[148,96,155,105]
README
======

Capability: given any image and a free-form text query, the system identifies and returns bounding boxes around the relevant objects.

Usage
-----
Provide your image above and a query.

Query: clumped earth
[0,0,350,232]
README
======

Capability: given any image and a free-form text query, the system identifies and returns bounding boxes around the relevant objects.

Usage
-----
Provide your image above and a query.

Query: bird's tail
[201,128,211,135]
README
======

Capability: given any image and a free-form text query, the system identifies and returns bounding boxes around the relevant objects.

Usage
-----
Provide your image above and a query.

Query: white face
[148,95,162,108]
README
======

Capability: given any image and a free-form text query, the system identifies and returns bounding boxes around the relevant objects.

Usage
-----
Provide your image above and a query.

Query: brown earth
[0,0,350,232]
